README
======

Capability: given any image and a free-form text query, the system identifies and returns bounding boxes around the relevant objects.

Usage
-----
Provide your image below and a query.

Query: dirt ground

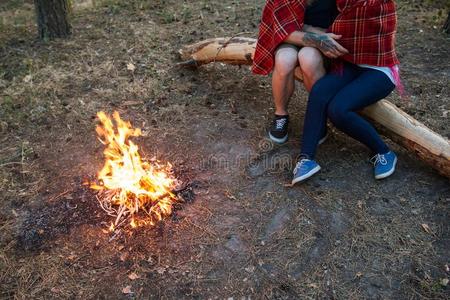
[1,0,449,299]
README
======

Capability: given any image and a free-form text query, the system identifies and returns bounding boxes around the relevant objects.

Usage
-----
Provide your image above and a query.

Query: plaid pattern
[330,0,399,66]
[252,0,307,75]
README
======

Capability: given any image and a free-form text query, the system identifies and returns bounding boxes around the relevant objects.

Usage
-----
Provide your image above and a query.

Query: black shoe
[268,115,289,144]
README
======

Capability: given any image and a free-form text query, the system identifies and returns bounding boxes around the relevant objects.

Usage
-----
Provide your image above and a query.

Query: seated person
[253,0,347,144]
[292,0,401,184]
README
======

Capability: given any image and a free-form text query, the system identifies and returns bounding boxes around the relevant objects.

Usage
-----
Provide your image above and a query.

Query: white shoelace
[370,154,387,166]
[275,118,287,130]
[293,159,309,174]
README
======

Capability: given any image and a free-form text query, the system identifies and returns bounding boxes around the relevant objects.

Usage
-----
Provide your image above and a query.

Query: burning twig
[91,111,179,231]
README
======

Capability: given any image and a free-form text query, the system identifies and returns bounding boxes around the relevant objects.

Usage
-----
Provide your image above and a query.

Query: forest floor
[0,0,449,299]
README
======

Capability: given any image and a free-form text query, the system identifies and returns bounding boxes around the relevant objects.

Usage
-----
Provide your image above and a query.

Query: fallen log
[361,101,450,177]
[179,37,450,178]
[178,37,256,67]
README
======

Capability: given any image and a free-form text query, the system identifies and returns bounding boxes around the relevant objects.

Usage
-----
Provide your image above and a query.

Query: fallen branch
[179,37,450,178]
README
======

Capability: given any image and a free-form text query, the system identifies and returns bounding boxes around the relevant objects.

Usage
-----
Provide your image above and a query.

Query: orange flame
[92,111,177,229]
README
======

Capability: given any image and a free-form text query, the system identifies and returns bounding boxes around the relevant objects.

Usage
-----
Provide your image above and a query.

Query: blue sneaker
[371,151,397,180]
[292,159,321,185]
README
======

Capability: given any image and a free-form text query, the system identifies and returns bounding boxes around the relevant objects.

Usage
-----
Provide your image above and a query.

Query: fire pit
[90,111,179,231]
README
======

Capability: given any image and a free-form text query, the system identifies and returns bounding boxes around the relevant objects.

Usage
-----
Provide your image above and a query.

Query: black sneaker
[268,115,289,144]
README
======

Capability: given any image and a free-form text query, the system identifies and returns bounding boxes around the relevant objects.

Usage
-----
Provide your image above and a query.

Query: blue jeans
[300,62,395,159]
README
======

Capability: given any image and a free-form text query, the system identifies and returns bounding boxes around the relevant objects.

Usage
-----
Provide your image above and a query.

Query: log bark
[361,101,450,178]
[179,37,450,178]
[34,0,72,39]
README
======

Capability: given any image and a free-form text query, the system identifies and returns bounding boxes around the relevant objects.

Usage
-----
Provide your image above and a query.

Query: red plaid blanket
[330,0,399,66]
[253,0,399,75]
[252,0,307,75]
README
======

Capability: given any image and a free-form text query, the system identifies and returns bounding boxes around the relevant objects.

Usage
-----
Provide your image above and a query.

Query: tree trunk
[34,0,72,39]
[179,37,450,178]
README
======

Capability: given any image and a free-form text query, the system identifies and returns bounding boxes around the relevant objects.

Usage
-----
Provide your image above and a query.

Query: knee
[309,77,333,102]
[327,101,347,126]
[274,52,298,77]
[298,47,323,77]
[308,81,332,110]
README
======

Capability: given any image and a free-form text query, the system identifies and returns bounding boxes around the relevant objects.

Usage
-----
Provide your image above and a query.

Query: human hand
[303,32,349,58]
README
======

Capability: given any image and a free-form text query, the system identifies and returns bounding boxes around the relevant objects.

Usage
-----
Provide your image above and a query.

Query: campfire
[91,111,178,231]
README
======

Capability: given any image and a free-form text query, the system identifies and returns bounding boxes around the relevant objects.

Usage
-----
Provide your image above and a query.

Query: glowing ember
[91,111,177,230]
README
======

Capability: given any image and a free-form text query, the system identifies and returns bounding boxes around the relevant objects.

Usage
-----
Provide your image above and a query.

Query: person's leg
[326,68,397,179]
[326,68,395,154]
[297,47,326,92]
[292,63,360,184]
[300,63,359,159]
[272,45,299,116]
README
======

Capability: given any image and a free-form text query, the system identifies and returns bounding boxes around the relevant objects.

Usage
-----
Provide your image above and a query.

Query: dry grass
[1,0,449,299]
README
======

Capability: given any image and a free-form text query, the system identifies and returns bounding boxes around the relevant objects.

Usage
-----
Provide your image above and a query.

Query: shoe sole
[292,165,321,185]
[375,157,397,180]
[268,132,288,144]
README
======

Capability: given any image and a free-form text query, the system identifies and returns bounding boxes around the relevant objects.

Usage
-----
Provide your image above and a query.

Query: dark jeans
[300,62,396,159]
